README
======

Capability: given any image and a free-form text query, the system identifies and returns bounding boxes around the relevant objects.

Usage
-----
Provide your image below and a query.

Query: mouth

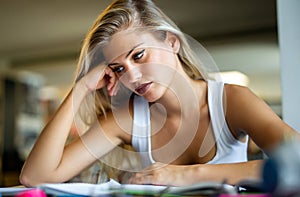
[135,82,153,95]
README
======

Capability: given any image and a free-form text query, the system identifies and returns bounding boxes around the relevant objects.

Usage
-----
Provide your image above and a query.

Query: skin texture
[20,28,299,187]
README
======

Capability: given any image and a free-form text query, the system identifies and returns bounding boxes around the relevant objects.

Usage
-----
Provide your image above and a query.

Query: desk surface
[0,179,270,197]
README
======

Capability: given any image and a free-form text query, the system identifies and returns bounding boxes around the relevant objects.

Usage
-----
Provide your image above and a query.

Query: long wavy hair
[73,0,209,182]
[74,0,207,125]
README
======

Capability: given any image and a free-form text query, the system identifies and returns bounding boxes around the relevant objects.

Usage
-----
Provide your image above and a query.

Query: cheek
[138,51,177,80]
[140,63,176,86]
[119,78,134,90]
[150,50,178,70]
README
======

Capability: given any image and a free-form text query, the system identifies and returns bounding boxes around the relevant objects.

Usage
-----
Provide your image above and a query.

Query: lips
[135,82,152,95]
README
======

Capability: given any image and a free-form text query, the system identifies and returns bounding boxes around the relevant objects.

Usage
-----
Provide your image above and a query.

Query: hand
[128,162,195,186]
[82,64,119,96]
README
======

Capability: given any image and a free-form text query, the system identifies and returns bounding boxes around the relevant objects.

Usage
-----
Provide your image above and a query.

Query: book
[0,179,236,196]
[0,187,33,196]
[38,179,236,196]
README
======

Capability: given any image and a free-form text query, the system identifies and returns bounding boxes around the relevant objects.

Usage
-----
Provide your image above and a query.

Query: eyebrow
[107,43,144,67]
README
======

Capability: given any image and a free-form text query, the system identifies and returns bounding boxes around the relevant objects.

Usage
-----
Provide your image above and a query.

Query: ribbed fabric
[131,80,248,168]
[206,80,248,164]
[131,95,155,168]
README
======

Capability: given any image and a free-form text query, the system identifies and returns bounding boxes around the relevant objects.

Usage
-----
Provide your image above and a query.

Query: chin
[142,93,159,103]
[143,88,165,103]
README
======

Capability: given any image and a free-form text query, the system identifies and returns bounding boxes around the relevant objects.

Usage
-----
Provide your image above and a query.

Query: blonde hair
[75,0,207,125]
[72,0,210,182]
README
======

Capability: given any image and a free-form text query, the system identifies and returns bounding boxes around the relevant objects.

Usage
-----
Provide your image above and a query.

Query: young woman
[20,0,298,187]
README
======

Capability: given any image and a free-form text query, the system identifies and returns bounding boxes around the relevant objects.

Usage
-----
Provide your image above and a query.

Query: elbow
[20,168,68,187]
[19,160,42,187]
[19,172,36,187]
[19,169,45,187]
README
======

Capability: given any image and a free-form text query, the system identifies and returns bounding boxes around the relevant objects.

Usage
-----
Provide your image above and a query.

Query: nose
[126,64,142,83]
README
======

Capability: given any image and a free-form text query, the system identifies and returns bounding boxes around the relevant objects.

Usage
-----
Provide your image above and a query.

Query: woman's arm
[224,84,298,153]
[129,160,263,186]
[129,84,299,186]
[20,66,121,187]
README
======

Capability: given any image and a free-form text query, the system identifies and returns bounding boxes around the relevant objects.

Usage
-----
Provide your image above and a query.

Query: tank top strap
[131,95,155,168]
[207,80,248,164]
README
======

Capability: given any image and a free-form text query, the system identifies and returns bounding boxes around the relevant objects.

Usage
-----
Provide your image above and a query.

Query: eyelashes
[111,66,125,73]
[133,49,145,60]
[110,49,145,74]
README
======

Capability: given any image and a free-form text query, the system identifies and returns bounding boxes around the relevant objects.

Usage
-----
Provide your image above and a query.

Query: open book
[37,179,236,196]
[0,179,236,196]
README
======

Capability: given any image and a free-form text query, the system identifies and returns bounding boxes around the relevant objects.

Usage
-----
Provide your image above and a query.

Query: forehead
[102,29,162,63]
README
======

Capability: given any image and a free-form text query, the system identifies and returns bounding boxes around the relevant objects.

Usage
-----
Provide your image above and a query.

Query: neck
[154,71,206,119]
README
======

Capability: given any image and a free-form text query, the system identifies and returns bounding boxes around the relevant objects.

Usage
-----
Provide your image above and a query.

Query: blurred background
[0,0,280,186]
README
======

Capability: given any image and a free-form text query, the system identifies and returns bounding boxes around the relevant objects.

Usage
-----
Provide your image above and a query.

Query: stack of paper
[39,179,236,196]
[0,179,236,196]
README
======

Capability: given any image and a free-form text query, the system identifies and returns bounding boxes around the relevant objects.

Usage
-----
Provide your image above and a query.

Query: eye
[111,66,125,73]
[133,49,145,61]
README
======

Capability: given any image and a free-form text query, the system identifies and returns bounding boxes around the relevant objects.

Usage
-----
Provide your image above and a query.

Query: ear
[166,32,180,54]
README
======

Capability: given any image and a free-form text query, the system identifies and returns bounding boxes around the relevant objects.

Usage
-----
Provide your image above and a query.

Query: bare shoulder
[224,84,256,102]
[223,84,263,119]
[223,83,297,152]
[223,84,270,112]
[222,84,257,137]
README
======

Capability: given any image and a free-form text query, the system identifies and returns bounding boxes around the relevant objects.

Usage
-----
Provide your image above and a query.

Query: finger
[105,69,117,93]
[109,76,118,91]
[131,173,155,185]
[112,81,120,96]
[107,79,118,96]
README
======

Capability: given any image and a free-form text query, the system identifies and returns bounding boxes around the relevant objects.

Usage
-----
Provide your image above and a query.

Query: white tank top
[131,80,248,168]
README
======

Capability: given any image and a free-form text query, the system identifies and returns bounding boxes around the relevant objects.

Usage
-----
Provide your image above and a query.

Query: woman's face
[103,28,180,102]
